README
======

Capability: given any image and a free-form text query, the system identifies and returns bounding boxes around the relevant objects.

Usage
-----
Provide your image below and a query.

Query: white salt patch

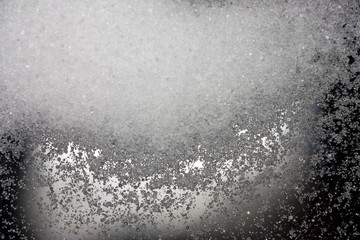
[261,136,272,152]
[93,149,102,158]
[237,129,248,136]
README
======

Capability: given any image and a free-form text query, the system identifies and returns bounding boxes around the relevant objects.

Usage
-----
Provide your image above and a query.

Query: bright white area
[0,0,326,145]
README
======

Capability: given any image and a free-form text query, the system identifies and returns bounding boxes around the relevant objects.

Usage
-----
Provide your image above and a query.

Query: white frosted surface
[0,0,337,145]
[1,0,358,239]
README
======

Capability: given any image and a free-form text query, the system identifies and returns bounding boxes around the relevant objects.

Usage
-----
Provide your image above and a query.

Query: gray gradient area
[0,0,359,239]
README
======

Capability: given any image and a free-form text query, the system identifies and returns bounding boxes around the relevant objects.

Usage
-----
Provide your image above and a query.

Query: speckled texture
[1,0,359,239]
